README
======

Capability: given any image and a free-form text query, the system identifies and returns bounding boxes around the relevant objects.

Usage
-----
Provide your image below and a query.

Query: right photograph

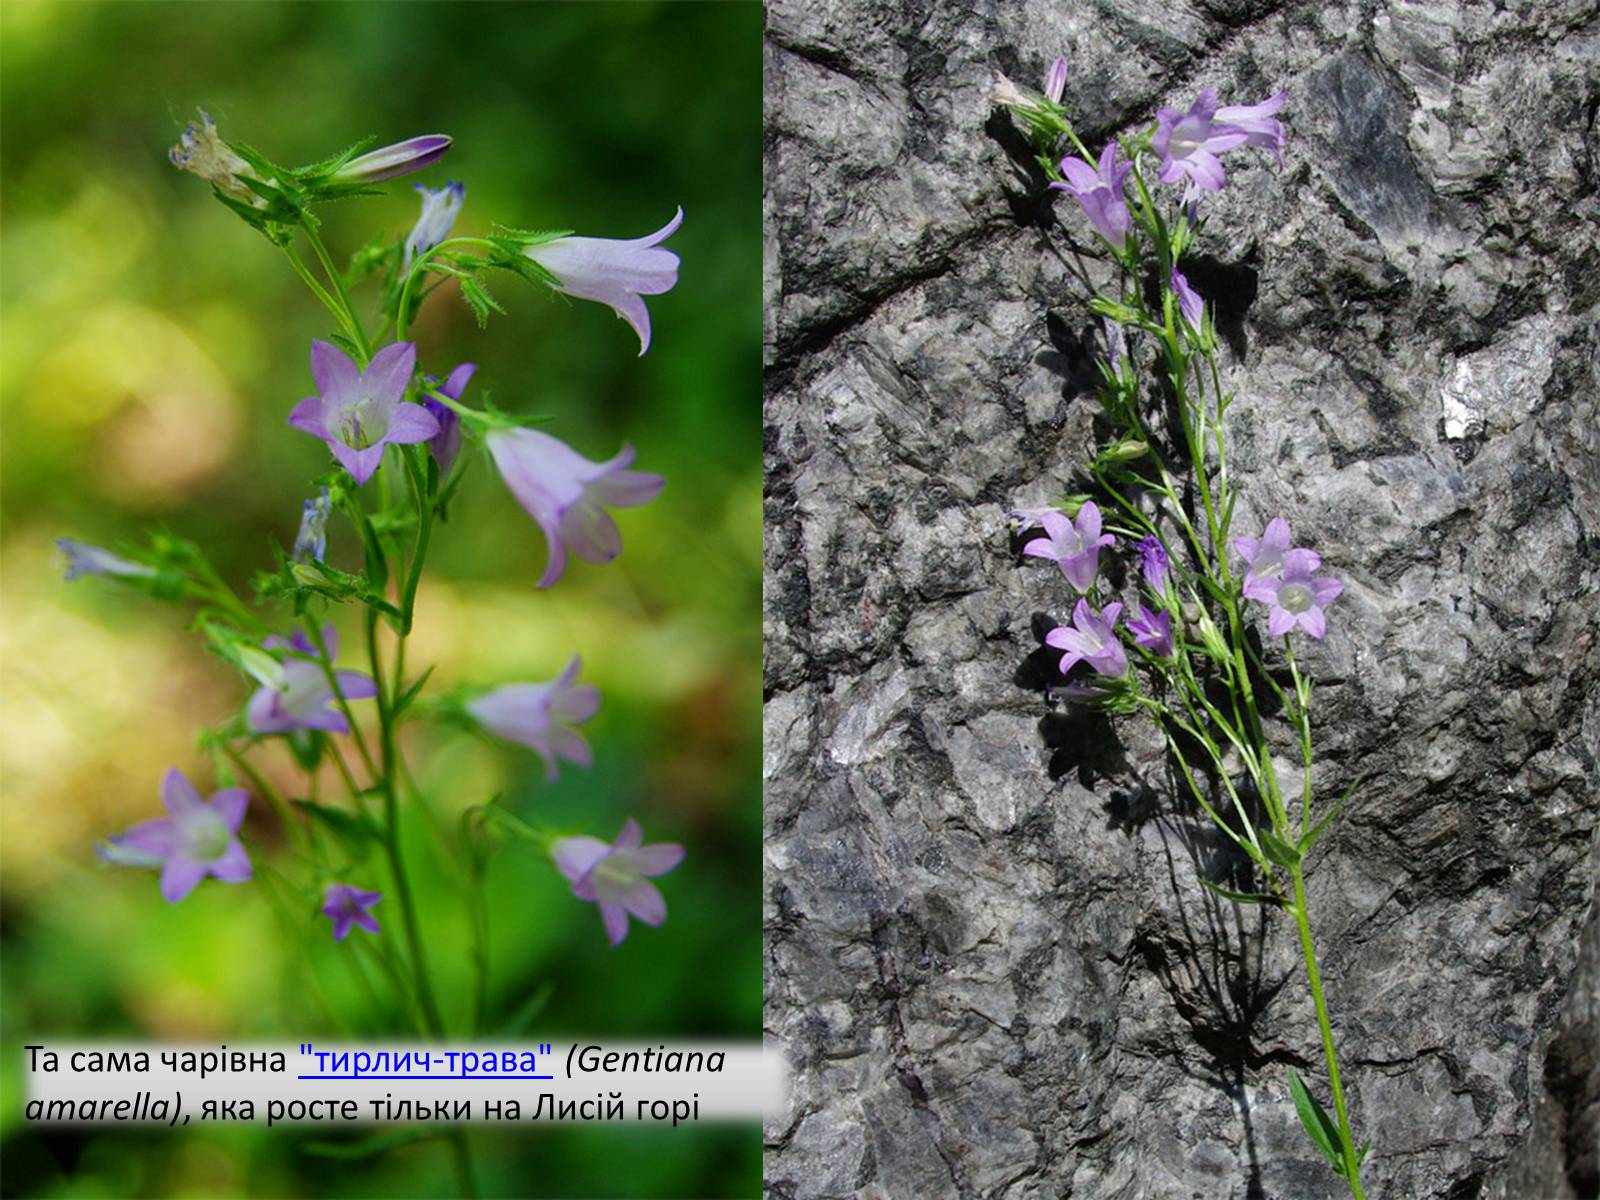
[763,3,1597,1198]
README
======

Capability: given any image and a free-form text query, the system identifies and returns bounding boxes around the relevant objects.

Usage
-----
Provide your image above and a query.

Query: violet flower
[421,362,475,473]
[1217,90,1288,166]
[1171,267,1204,330]
[322,884,383,941]
[552,818,685,947]
[1136,535,1170,591]
[1043,58,1067,104]
[1008,506,1057,534]
[288,340,439,486]
[1021,500,1116,591]
[293,488,331,564]
[404,181,464,272]
[332,134,452,184]
[467,655,601,783]
[1263,560,1344,640]
[246,625,377,735]
[1046,599,1128,677]
[97,768,251,903]
[1233,517,1321,602]
[1051,143,1133,253]
[522,208,682,356]
[485,428,664,589]
[1153,88,1249,203]
[1127,604,1174,657]
[58,539,155,582]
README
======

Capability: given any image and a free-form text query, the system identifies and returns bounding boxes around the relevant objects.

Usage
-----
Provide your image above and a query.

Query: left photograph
[0,3,762,1197]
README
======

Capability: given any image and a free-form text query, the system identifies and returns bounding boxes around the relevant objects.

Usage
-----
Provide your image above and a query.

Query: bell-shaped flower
[1046,599,1128,677]
[404,181,465,272]
[322,884,383,941]
[288,340,438,485]
[58,539,155,582]
[1153,88,1249,203]
[522,208,682,355]
[1233,517,1321,602]
[1127,604,1174,657]
[1050,142,1133,253]
[485,428,664,589]
[1171,267,1205,330]
[1136,535,1170,592]
[1262,561,1344,640]
[1216,90,1288,166]
[1043,58,1067,104]
[97,768,252,903]
[1022,500,1116,591]
[552,818,685,947]
[467,655,601,783]
[332,134,452,184]
[420,363,475,474]
[246,625,377,735]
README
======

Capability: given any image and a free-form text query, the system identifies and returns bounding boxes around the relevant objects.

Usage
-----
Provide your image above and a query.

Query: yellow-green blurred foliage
[0,3,761,1195]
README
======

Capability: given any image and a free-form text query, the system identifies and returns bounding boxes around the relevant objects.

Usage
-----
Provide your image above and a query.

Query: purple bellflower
[293,488,331,564]
[1263,559,1344,640]
[1136,535,1170,591]
[420,362,475,474]
[1217,90,1288,166]
[404,181,465,272]
[332,134,452,184]
[322,884,383,941]
[1051,143,1133,253]
[1008,506,1057,534]
[288,340,438,486]
[1022,500,1116,591]
[485,428,664,589]
[1171,267,1205,330]
[552,818,685,947]
[1043,58,1067,104]
[522,208,682,356]
[246,625,377,735]
[97,768,251,903]
[1046,599,1129,677]
[58,539,155,582]
[1233,517,1321,602]
[1153,88,1250,203]
[1127,604,1174,657]
[467,655,601,783]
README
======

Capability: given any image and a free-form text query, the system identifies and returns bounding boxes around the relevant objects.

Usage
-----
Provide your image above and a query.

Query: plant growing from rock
[998,66,1370,1195]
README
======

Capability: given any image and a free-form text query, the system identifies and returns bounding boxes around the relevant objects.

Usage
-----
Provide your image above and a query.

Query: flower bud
[332,134,452,184]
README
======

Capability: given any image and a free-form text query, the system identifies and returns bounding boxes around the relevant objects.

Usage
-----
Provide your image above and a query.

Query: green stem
[367,606,446,1039]
[1290,866,1366,1197]
[302,223,371,363]
[395,236,498,344]
[398,448,433,636]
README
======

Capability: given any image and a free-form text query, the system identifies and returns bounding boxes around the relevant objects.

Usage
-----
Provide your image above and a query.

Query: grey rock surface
[763,2,1600,1198]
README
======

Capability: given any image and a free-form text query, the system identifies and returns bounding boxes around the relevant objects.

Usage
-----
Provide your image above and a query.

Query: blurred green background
[0,2,761,1196]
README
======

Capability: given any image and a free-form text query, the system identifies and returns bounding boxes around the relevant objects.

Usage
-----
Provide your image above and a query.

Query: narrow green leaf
[1298,774,1364,857]
[1289,1071,1345,1175]
[293,799,376,848]
[392,666,435,718]
[1199,877,1281,907]
[496,981,556,1037]
[1257,830,1302,869]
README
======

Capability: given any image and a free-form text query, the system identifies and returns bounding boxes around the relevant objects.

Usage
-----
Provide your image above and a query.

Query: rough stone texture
[763,2,1599,1198]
